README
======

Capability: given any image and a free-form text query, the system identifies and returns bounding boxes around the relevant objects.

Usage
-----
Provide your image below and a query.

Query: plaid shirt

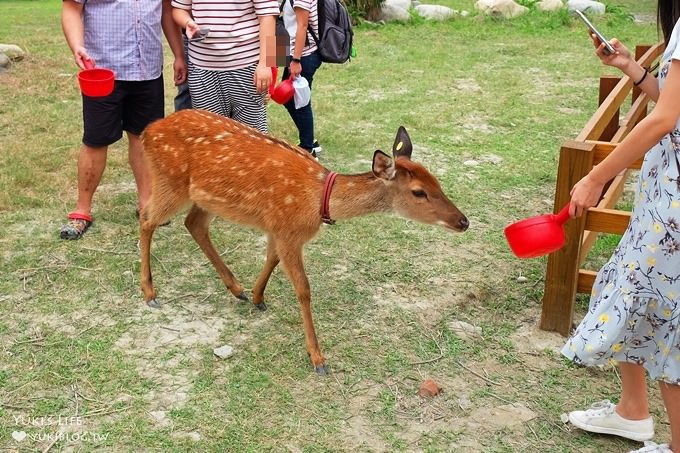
[72,0,164,81]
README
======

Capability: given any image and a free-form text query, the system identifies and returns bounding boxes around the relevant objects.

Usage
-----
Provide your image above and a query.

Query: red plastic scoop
[504,204,571,259]
[77,60,115,97]
[269,66,295,105]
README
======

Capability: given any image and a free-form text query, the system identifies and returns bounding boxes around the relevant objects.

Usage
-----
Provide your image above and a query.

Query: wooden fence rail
[540,42,665,336]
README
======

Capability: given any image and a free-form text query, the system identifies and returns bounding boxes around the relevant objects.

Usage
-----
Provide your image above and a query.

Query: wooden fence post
[540,141,594,335]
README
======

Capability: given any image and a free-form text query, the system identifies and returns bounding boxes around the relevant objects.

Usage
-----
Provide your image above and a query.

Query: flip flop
[60,212,93,240]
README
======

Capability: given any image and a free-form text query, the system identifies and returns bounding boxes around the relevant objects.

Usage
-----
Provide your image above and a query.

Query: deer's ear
[372,150,396,180]
[392,126,412,159]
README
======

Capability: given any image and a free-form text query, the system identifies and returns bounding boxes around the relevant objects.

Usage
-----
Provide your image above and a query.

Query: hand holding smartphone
[574,10,615,56]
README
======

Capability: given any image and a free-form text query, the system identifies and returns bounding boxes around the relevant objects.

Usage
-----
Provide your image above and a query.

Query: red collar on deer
[320,171,338,225]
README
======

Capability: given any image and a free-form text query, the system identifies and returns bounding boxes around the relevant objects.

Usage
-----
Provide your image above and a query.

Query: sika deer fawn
[139,109,469,374]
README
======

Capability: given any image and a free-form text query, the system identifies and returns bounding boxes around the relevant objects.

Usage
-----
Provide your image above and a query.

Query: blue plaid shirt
[73,0,164,81]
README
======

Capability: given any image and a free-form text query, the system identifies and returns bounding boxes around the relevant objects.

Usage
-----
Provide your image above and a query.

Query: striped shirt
[281,0,319,57]
[71,0,164,81]
[171,0,280,70]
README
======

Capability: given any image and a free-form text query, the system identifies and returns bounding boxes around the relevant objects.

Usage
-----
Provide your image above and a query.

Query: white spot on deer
[284,194,295,205]
[215,133,228,140]
[185,137,194,144]
[238,170,248,177]
[180,164,188,172]
[195,137,205,144]
[346,181,356,187]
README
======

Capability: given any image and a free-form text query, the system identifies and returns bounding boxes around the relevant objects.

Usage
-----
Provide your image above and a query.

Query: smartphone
[574,10,615,56]
[188,27,210,43]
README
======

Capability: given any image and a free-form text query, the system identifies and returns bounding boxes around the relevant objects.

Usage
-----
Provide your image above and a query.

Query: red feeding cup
[78,60,115,97]
[504,203,572,259]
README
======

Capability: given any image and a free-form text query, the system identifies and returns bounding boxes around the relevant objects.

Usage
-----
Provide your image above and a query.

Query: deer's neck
[327,173,392,220]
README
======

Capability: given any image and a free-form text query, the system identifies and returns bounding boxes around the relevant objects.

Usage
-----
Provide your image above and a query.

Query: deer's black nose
[458,217,469,231]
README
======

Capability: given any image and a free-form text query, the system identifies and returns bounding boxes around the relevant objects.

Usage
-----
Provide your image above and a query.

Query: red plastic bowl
[269,66,295,105]
[504,204,571,259]
[78,60,115,97]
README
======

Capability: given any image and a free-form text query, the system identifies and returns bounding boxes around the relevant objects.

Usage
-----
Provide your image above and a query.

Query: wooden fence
[540,43,665,336]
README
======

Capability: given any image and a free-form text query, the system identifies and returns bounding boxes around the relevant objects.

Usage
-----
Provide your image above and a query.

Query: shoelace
[635,441,671,453]
[583,399,616,418]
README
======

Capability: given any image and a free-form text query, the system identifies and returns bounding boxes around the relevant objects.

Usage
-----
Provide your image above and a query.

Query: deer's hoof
[254,302,268,311]
[146,299,162,309]
[236,292,249,302]
[314,364,329,375]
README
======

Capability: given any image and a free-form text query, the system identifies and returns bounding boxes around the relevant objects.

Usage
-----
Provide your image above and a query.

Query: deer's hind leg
[139,187,187,308]
[251,234,280,311]
[184,204,247,301]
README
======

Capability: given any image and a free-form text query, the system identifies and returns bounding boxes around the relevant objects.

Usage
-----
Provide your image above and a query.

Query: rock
[0,44,26,61]
[383,0,411,11]
[0,53,9,69]
[567,0,605,15]
[414,4,456,20]
[475,0,529,19]
[517,276,528,283]
[418,379,441,397]
[448,320,483,340]
[378,3,411,22]
[213,344,234,359]
[537,0,563,12]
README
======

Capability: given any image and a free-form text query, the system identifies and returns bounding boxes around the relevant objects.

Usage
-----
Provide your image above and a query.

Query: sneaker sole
[568,414,654,442]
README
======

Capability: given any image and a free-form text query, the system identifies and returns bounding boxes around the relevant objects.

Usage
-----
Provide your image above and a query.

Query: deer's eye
[412,189,427,198]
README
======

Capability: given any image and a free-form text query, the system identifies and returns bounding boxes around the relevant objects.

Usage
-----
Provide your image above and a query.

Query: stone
[475,0,529,19]
[0,44,26,61]
[213,344,234,359]
[567,0,605,15]
[378,3,411,22]
[418,379,441,397]
[414,4,456,20]
[537,0,563,12]
[448,320,483,339]
[383,0,411,11]
[0,53,9,69]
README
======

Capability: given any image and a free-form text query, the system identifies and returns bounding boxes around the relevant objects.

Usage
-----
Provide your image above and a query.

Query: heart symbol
[11,431,27,442]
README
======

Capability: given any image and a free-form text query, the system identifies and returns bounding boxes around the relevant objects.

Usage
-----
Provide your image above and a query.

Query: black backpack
[309,0,354,64]
[279,0,354,64]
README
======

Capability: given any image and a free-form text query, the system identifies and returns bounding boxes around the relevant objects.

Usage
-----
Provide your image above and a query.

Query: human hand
[74,46,93,70]
[592,37,631,70]
[173,57,187,86]
[569,173,606,218]
[289,60,302,78]
[253,63,272,94]
[184,19,201,39]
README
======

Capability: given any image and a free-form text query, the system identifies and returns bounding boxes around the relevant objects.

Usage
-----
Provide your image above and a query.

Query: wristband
[291,57,301,64]
[634,69,649,86]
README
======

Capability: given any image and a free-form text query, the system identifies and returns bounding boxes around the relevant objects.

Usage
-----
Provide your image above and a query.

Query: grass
[0,0,667,451]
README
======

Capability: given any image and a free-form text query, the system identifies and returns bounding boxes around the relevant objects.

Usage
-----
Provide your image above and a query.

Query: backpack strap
[307,0,324,47]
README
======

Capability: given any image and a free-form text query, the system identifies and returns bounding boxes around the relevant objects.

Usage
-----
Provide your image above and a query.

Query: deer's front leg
[278,246,327,375]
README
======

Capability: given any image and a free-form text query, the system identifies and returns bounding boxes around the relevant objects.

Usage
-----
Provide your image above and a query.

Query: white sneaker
[629,441,673,453]
[567,400,654,442]
[312,140,322,157]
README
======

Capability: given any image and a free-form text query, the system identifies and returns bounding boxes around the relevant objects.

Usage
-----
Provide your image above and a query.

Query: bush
[345,0,384,22]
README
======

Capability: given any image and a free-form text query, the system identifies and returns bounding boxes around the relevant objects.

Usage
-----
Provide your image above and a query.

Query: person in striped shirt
[172,0,280,133]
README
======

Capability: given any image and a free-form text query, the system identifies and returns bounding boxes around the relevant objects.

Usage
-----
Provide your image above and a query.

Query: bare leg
[127,132,152,211]
[616,362,651,420]
[660,381,680,452]
[72,144,108,216]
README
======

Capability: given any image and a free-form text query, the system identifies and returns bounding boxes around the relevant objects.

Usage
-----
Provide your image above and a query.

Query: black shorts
[82,76,164,147]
